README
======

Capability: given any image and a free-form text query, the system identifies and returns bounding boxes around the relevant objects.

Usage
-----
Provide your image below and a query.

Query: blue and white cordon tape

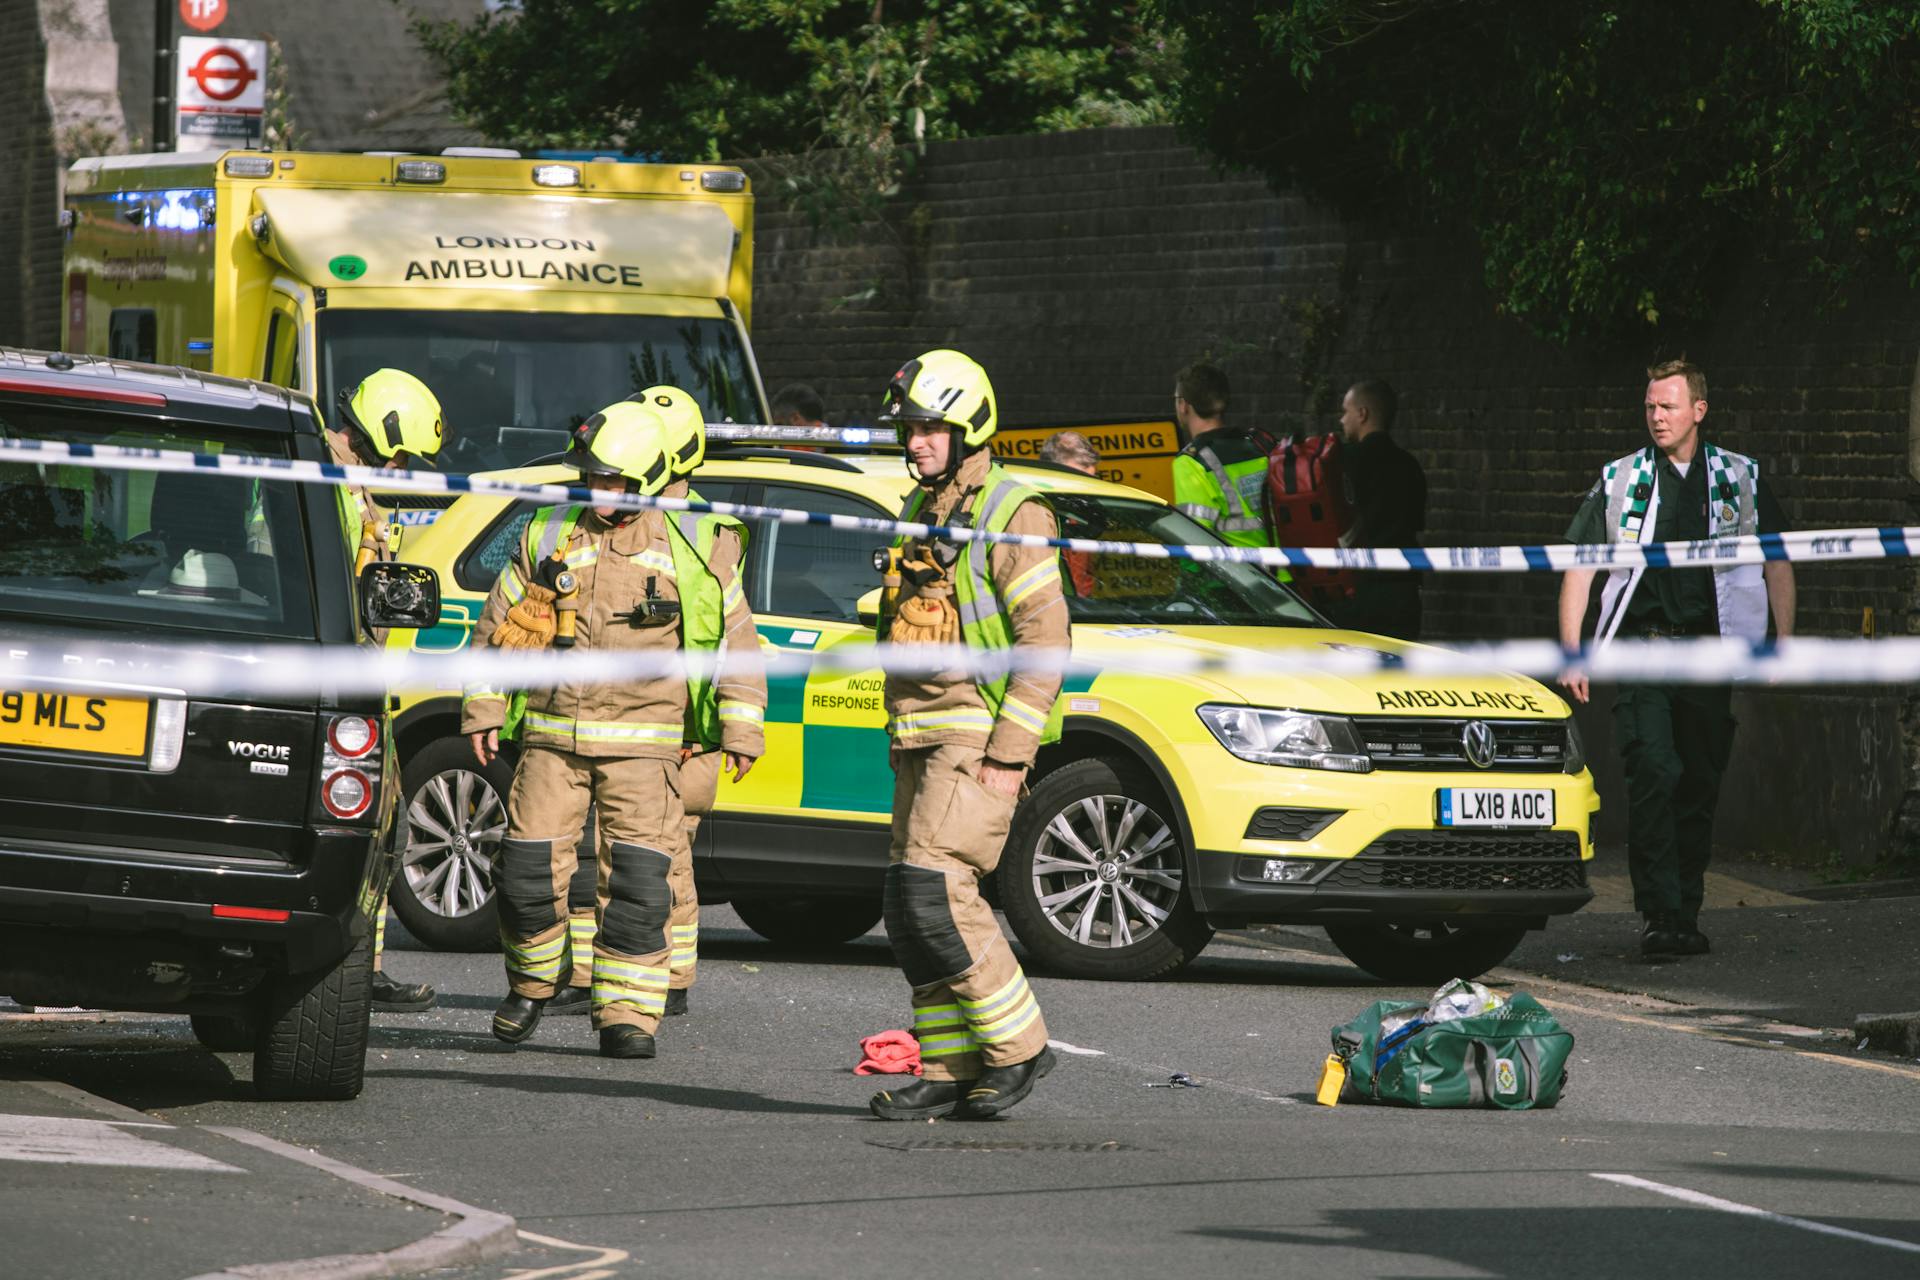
[5,637,1920,698]
[2,436,1915,574]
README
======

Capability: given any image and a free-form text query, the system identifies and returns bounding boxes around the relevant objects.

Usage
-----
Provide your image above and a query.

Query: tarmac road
[3,892,1918,1280]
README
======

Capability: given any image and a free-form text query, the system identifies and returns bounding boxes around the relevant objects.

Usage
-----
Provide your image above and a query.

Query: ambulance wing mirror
[360,562,441,634]
[855,587,884,627]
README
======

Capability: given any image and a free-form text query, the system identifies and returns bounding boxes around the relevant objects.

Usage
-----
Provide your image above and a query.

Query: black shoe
[1673,920,1712,955]
[958,1047,1057,1119]
[1640,914,1682,958]
[664,988,689,1017]
[599,1026,657,1059]
[492,993,546,1044]
[371,972,436,1013]
[869,1077,969,1121]
[547,986,592,1016]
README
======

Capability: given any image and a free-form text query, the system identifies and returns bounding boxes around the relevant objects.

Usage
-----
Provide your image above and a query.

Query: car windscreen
[1049,493,1322,628]
[316,309,762,474]
[0,405,317,640]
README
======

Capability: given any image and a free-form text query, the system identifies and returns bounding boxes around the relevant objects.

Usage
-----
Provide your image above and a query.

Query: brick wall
[0,6,60,349]
[749,126,1920,645]
[748,126,1920,864]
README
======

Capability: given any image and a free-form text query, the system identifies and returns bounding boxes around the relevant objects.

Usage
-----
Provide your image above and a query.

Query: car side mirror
[360,561,441,632]
[855,586,884,627]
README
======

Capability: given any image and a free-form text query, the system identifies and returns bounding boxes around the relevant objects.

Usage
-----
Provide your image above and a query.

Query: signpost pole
[153,0,174,151]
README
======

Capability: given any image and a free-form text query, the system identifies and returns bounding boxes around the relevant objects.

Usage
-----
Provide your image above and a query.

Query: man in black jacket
[1332,379,1426,640]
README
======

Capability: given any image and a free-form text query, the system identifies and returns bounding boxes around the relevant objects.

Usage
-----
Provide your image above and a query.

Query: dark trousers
[1612,685,1735,922]
[1330,578,1422,642]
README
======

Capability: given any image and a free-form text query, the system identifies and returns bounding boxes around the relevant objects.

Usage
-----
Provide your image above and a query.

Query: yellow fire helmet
[565,401,672,497]
[338,368,445,463]
[631,385,705,478]
[881,349,998,447]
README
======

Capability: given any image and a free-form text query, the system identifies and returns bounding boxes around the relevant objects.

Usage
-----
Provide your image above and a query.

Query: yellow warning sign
[990,420,1180,500]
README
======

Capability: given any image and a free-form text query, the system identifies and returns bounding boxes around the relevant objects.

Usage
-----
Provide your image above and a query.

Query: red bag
[1265,432,1353,607]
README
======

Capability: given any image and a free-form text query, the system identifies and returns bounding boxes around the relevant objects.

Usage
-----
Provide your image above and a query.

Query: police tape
[5,636,1918,699]
[2,436,1914,575]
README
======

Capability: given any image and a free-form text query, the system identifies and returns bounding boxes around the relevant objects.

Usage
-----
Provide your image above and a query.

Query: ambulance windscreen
[316,310,761,473]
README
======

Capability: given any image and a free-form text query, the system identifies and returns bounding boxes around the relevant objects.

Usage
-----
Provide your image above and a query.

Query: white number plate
[1437,788,1555,829]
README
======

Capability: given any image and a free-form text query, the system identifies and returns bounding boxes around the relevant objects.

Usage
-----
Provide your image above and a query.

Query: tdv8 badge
[230,740,292,776]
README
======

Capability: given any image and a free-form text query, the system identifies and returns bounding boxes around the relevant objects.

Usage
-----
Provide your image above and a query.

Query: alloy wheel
[1030,794,1182,949]
[403,768,506,919]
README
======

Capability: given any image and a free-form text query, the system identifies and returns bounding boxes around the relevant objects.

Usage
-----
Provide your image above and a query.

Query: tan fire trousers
[886,743,1050,1082]
[498,748,686,1033]
[563,748,717,992]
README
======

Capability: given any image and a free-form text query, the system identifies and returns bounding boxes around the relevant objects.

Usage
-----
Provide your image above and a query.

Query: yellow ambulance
[385,429,1600,985]
[60,148,769,477]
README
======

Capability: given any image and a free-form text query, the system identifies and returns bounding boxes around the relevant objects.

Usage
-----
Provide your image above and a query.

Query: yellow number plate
[0,690,151,758]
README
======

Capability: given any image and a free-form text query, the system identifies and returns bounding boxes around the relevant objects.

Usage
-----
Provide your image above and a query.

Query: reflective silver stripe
[1195,444,1255,523]
[1175,502,1220,521]
[535,506,580,562]
[1217,516,1266,533]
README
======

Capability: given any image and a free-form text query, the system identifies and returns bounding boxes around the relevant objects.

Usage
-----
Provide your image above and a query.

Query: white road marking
[0,1113,240,1173]
[1047,1039,1106,1057]
[507,1228,631,1278]
[1592,1174,1920,1255]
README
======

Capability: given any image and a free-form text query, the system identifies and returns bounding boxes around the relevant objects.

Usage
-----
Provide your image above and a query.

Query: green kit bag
[1330,992,1573,1109]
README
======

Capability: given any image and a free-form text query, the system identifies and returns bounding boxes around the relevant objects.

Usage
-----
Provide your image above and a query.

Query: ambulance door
[704,480,894,894]
[254,287,313,398]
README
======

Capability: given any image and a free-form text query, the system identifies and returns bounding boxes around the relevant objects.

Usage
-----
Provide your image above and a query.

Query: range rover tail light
[318,714,382,821]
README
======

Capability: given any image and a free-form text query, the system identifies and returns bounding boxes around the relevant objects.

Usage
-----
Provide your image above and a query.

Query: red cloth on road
[855,1029,923,1076]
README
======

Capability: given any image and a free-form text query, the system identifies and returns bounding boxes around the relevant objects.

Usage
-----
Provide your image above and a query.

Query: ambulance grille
[1355,717,1570,772]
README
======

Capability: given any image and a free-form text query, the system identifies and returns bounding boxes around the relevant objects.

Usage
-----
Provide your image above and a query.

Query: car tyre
[732,897,883,947]
[391,737,514,952]
[1324,921,1528,986]
[254,929,373,1101]
[999,756,1212,981]
[190,1009,259,1054]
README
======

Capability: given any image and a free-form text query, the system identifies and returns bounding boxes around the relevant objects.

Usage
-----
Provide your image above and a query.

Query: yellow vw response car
[383,443,1599,984]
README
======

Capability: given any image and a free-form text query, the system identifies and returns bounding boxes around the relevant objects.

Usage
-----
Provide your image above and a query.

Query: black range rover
[0,350,437,1100]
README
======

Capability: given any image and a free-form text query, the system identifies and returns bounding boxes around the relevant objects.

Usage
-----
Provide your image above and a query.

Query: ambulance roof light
[396,161,447,184]
[223,156,274,178]
[532,164,580,188]
[703,423,899,449]
[700,170,747,193]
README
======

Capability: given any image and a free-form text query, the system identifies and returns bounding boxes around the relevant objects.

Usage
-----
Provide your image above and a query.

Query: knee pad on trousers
[600,841,673,956]
[497,837,563,937]
[883,863,972,988]
[566,849,598,913]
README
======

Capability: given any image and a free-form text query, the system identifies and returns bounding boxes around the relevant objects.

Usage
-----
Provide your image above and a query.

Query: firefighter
[545,385,761,1018]
[867,350,1066,1121]
[328,367,445,1015]
[462,401,763,1058]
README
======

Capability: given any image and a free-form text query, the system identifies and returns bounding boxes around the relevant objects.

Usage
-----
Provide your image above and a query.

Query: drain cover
[866,1138,1135,1154]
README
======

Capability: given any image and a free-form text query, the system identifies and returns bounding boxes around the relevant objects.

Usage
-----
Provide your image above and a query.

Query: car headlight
[1196,705,1372,773]
[1564,716,1587,775]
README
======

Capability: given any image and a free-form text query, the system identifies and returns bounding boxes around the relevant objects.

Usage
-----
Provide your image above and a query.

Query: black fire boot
[869,1077,970,1121]
[664,988,690,1017]
[491,992,546,1044]
[371,972,436,1013]
[599,1026,657,1059]
[959,1047,1058,1119]
[1640,914,1682,959]
[1672,917,1712,956]
[547,986,592,1015]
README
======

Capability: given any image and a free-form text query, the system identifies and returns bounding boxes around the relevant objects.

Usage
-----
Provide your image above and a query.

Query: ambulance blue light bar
[704,423,899,448]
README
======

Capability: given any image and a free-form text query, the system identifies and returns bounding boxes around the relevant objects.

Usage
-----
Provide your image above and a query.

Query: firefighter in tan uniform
[327,368,445,1015]
[461,402,766,1059]
[867,350,1068,1120]
[547,386,759,1018]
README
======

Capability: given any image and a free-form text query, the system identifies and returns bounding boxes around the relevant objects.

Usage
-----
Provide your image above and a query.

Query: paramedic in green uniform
[1557,361,1795,959]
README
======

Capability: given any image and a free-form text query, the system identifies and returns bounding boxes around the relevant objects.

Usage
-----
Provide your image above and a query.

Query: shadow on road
[1187,1205,1920,1274]
[367,1065,870,1116]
